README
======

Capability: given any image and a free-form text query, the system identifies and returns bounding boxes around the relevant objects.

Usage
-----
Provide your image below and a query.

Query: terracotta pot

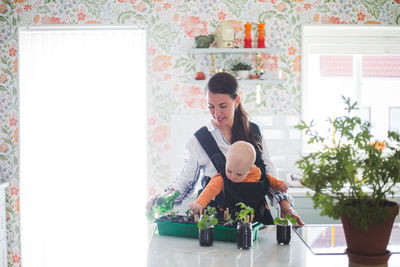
[341,200,399,265]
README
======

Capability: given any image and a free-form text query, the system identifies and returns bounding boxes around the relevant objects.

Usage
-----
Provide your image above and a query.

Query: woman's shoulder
[249,121,262,136]
[185,122,215,147]
[187,122,228,150]
[249,121,260,129]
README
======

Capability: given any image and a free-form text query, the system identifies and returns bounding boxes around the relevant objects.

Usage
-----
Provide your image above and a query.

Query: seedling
[224,213,235,226]
[274,213,297,225]
[197,206,219,230]
[166,210,179,220]
[235,202,254,224]
[184,208,194,222]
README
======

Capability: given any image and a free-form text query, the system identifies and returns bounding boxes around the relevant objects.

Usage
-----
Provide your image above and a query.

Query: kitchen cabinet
[189,47,286,85]
[0,183,8,267]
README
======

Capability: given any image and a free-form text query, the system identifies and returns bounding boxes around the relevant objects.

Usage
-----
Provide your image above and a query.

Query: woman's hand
[146,194,160,211]
[146,189,175,211]
[189,202,203,214]
[279,199,304,226]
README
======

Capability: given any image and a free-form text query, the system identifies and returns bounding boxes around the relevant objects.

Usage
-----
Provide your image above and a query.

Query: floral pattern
[0,0,398,265]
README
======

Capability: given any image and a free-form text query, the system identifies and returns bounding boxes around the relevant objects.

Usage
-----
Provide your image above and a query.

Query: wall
[0,0,399,266]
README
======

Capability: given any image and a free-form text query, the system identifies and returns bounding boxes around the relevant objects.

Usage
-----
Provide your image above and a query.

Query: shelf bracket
[210,52,216,74]
[256,52,261,75]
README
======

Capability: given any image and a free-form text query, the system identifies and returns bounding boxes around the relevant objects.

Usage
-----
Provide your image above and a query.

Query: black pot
[276,225,291,245]
[237,222,252,250]
[199,227,214,246]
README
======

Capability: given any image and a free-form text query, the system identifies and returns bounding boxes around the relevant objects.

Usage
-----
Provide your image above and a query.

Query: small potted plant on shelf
[230,61,253,80]
[295,96,400,266]
[197,206,219,247]
[194,34,215,48]
[274,213,297,245]
[235,202,254,250]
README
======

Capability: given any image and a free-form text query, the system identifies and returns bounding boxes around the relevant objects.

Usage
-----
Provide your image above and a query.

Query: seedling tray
[155,218,264,242]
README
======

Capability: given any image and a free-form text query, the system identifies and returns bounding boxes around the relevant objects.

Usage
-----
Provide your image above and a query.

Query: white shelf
[190,48,286,54]
[188,79,285,86]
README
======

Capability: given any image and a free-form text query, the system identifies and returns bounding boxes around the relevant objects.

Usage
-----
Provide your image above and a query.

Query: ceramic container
[216,21,235,48]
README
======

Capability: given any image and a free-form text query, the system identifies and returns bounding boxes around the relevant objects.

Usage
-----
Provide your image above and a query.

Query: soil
[156,215,236,228]
[156,215,196,224]
[237,223,252,249]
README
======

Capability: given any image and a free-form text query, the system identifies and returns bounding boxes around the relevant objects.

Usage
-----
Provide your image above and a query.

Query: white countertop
[287,186,400,198]
[287,186,314,197]
[147,225,400,267]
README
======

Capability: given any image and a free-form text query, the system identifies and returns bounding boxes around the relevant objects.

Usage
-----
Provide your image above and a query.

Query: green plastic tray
[155,220,264,242]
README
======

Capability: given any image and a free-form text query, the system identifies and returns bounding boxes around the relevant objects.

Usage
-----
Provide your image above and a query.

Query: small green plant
[167,210,179,220]
[225,213,234,223]
[185,208,193,218]
[197,206,219,230]
[235,202,254,224]
[184,208,194,222]
[274,213,297,225]
[230,61,252,71]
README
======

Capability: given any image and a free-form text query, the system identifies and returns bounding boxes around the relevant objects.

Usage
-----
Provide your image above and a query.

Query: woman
[148,72,304,225]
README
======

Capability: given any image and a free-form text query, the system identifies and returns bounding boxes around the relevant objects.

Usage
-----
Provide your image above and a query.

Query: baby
[189,140,288,213]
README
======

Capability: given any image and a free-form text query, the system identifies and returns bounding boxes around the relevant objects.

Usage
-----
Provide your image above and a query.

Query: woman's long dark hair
[206,72,262,152]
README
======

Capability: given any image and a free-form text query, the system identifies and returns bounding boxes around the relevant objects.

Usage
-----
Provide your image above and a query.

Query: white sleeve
[262,137,295,208]
[166,135,206,204]
[261,138,278,177]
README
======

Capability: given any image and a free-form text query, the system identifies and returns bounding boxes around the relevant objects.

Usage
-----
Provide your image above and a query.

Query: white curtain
[19,26,147,267]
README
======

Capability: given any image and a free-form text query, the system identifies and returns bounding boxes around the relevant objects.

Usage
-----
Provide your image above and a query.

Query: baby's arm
[188,174,224,214]
[267,173,288,193]
[278,181,288,193]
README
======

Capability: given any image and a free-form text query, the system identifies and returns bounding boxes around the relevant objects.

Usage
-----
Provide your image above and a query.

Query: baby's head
[225,141,256,183]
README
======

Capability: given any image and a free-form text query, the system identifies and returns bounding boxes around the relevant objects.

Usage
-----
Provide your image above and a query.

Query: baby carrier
[194,123,274,225]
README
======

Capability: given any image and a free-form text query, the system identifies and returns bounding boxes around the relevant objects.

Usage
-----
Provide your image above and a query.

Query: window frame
[301,25,400,154]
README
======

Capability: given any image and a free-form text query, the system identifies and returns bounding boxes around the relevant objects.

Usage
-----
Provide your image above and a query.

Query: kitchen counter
[147,225,400,267]
[287,186,400,224]
[288,186,400,198]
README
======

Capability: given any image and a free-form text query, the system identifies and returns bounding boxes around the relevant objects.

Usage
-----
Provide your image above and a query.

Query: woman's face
[206,91,240,129]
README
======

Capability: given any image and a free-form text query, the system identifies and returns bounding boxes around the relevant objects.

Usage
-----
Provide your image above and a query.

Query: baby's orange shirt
[196,166,284,209]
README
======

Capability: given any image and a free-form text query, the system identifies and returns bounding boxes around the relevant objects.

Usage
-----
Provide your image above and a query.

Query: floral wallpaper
[0,0,399,265]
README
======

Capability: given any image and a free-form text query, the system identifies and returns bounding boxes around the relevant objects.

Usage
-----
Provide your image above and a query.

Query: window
[301,25,400,153]
[19,26,147,267]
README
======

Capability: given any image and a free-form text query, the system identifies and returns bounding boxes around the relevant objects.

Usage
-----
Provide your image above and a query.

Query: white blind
[19,26,147,267]
[302,25,400,54]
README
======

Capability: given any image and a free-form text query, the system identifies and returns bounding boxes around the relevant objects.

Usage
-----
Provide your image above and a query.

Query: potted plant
[230,61,253,80]
[194,34,215,48]
[274,213,297,245]
[235,202,254,250]
[295,96,400,265]
[197,206,218,246]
